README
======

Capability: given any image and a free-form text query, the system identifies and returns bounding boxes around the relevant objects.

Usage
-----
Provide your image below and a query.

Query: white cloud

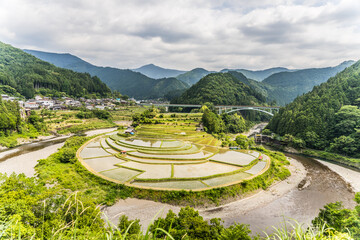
[0,0,359,70]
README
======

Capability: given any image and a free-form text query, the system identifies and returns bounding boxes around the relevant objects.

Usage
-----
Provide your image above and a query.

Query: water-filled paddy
[84,156,125,172]
[80,147,112,159]
[173,162,239,178]
[138,144,200,155]
[119,161,172,179]
[85,140,102,148]
[100,167,141,182]
[104,148,119,155]
[129,151,211,160]
[203,172,252,187]
[106,139,137,151]
[120,155,206,165]
[211,151,255,166]
[245,161,267,174]
[100,138,111,148]
[121,139,162,147]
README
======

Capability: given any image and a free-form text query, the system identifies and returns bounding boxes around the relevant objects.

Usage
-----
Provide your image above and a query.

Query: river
[0,127,118,177]
[0,126,358,236]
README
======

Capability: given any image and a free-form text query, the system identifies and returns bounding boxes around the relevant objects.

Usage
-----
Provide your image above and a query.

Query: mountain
[266,60,360,156]
[0,42,111,98]
[133,64,186,79]
[261,61,355,105]
[227,71,278,104]
[172,72,266,106]
[24,50,189,99]
[221,67,290,81]
[176,68,214,85]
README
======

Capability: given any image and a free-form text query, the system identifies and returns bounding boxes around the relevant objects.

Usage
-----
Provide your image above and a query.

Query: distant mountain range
[24,50,188,99]
[221,67,291,81]
[172,61,355,107]
[133,64,186,79]
[24,49,354,104]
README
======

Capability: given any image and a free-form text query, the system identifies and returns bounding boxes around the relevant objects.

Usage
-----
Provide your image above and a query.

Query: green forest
[267,60,360,157]
[0,42,111,98]
[172,73,267,106]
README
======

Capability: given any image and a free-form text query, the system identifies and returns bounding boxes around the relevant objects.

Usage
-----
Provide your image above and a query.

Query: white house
[24,102,39,109]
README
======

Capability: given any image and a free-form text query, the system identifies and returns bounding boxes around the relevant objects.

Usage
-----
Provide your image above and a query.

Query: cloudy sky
[0,0,359,71]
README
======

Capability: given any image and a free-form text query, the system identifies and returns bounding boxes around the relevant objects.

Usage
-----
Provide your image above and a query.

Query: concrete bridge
[139,103,280,116]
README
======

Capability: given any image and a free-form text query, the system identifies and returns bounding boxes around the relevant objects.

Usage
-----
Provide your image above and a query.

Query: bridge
[139,103,280,116]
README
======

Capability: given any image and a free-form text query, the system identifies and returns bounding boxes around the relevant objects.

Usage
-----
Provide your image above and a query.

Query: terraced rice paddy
[210,151,255,166]
[77,133,270,191]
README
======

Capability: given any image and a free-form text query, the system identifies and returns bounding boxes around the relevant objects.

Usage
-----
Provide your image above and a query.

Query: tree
[202,109,225,134]
[150,206,225,240]
[219,223,252,240]
[312,201,360,238]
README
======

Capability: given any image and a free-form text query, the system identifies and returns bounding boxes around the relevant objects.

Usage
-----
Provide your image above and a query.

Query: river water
[0,128,358,235]
[0,127,118,177]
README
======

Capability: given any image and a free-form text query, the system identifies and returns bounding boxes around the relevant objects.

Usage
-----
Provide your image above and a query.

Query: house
[34,95,42,101]
[37,100,55,108]
[95,105,106,110]
[24,101,40,109]
[86,105,94,110]
[51,104,66,110]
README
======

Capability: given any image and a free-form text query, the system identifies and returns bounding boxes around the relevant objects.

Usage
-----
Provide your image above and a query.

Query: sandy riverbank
[102,157,307,229]
[315,159,360,192]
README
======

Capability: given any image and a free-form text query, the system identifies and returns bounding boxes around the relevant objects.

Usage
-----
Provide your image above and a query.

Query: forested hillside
[262,61,354,105]
[267,60,360,157]
[25,50,189,99]
[0,42,111,98]
[172,72,267,105]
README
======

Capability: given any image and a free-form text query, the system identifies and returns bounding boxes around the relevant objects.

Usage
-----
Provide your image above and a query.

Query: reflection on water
[0,138,68,163]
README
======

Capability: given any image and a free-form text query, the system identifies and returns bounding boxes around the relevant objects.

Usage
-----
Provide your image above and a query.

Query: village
[1,94,137,115]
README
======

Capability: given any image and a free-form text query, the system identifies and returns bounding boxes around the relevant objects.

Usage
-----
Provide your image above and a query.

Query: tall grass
[263,220,353,240]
